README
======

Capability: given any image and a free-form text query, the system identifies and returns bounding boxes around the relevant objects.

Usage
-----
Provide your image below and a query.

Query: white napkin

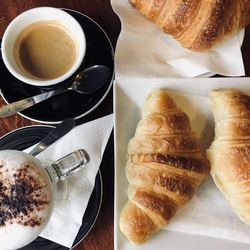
[161,92,250,243]
[111,0,245,78]
[167,176,250,243]
[27,114,113,248]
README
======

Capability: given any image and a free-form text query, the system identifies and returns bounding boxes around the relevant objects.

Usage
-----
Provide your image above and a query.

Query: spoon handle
[0,88,66,117]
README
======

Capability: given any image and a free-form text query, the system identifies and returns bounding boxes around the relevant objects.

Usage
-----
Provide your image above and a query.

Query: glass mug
[0,149,89,250]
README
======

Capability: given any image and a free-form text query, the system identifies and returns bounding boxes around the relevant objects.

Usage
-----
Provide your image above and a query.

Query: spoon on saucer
[0,65,110,117]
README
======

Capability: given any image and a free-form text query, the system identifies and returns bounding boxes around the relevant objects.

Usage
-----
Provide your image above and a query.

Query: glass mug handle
[45,149,90,182]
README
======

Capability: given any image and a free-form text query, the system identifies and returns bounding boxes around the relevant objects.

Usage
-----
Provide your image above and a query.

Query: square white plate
[114,77,250,250]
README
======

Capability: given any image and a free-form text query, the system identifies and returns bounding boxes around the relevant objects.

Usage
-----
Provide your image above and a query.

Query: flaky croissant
[119,89,209,244]
[207,89,250,224]
[129,0,250,51]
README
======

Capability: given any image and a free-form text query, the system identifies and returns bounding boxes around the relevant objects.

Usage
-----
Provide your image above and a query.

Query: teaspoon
[0,65,110,117]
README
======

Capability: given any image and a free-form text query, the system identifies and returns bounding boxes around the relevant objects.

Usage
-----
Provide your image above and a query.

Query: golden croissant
[129,0,250,51]
[119,89,209,244]
[207,89,250,224]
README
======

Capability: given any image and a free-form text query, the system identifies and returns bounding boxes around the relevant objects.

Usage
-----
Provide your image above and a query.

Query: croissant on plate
[129,0,250,51]
[119,89,209,244]
[207,89,250,224]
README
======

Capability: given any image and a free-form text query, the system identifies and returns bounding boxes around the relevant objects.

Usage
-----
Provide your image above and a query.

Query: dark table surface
[0,1,250,250]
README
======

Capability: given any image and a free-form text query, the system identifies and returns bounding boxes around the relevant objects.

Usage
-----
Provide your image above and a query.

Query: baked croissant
[119,89,209,244]
[207,89,250,224]
[129,0,250,51]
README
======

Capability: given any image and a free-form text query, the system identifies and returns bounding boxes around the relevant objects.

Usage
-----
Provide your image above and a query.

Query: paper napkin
[27,114,113,248]
[111,0,245,78]
[167,176,250,244]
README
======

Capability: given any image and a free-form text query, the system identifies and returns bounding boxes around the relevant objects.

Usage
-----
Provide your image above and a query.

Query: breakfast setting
[0,0,250,250]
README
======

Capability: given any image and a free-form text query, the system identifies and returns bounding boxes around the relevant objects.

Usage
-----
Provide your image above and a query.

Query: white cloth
[111,0,245,78]
[27,114,113,247]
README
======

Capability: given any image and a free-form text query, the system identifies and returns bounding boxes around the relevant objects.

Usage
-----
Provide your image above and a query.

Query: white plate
[114,78,250,250]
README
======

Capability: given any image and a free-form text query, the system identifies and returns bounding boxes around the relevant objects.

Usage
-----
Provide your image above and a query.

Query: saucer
[0,125,103,250]
[0,9,114,124]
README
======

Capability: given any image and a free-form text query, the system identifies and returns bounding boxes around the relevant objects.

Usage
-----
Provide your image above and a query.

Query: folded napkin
[27,114,113,248]
[111,0,245,78]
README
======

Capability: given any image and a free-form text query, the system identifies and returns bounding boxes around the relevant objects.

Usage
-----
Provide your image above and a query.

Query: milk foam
[0,223,45,250]
[0,150,53,249]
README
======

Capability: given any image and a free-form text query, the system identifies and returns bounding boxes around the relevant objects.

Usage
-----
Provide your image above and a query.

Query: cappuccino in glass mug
[0,149,89,250]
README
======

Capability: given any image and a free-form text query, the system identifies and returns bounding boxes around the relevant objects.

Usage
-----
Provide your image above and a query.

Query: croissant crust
[207,89,250,224]
[119,90,209,244]
[129,0,250,51]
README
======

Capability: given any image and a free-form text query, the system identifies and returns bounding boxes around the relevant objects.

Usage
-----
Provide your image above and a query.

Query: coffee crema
[13,21,77,80]
[0,150,53,249]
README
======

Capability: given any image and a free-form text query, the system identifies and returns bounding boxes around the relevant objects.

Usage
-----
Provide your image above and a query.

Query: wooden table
[0,1,250,250]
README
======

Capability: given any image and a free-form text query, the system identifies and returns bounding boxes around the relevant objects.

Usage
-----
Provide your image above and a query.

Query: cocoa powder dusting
[0,163,50,227]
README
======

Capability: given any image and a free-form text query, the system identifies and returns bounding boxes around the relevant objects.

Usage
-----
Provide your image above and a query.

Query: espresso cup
[1,7,86,87]
[0,149,89,250]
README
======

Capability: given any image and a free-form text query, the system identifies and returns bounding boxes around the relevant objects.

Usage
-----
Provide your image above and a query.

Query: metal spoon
[0,65,110,117]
